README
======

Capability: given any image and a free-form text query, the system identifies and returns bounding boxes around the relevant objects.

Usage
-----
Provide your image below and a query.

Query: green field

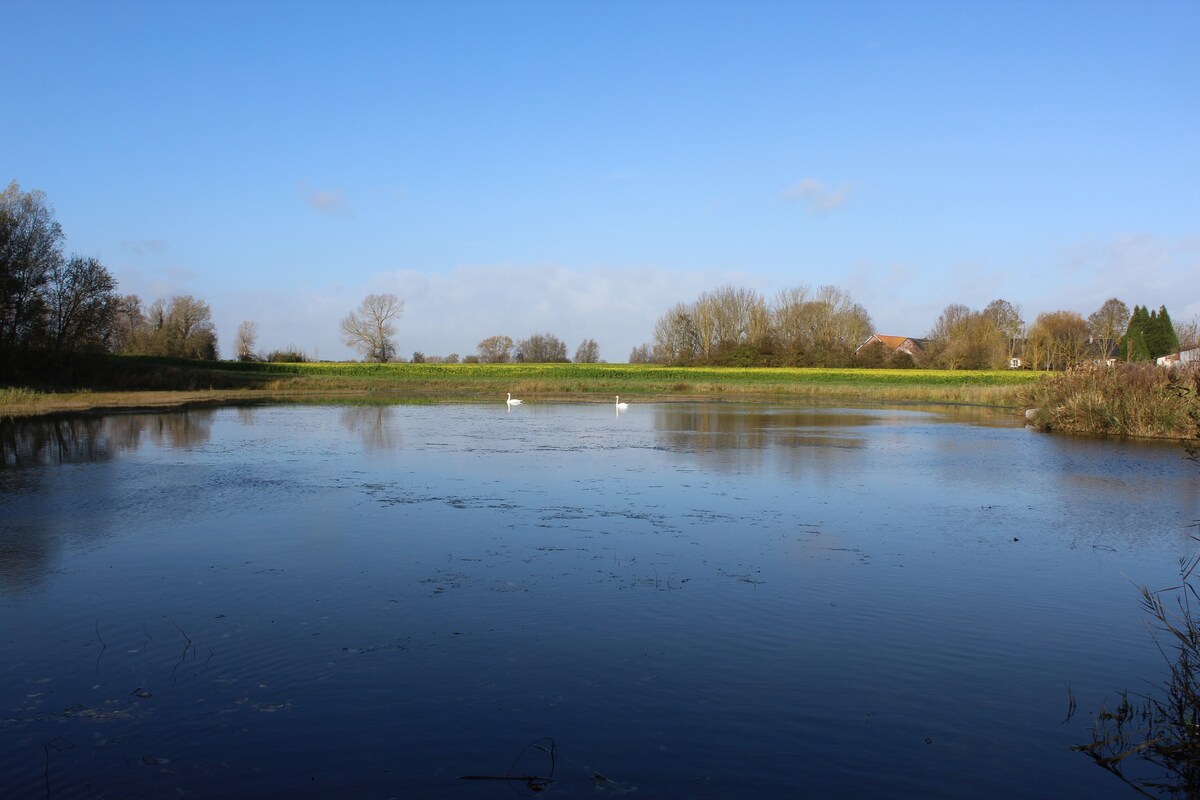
[225,361,1045,405]
[1,357,1048,418]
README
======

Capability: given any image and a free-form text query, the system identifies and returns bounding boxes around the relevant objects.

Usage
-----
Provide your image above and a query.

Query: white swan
[506,392,522,406]
[615,395,629,410]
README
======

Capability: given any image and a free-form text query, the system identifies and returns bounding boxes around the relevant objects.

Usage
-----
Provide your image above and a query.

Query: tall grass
[1021,364,1200,439]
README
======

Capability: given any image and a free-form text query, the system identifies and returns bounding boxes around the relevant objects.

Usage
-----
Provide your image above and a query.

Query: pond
[1,401,1198,798]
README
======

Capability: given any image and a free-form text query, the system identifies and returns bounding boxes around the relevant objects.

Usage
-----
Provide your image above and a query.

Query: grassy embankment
[0,354,1044,417]
[1021,363,1200,439]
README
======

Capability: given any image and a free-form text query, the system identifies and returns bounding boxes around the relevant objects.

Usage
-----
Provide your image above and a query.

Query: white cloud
[780,178,854,214]
[210,263,758,362]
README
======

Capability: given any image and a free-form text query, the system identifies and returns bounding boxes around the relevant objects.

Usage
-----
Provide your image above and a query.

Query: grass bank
[0,357,1044,418]
[1020,364,1200,439]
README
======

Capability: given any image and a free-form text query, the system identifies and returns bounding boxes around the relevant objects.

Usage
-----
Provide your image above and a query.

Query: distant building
[1157,346,1200,368]
[855,334,926,358]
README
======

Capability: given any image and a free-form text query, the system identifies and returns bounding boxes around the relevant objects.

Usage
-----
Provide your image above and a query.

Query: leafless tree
[516,332,568,362]
[984,299,1024,363]
[652,303,700,363]
[341,293,403,362]
[477,335,514,363]
[122,294,218,359]
[628,343,655,363]
[1028,310,1088,370]
[574,338,600,363]
[167,295,219,359]
[1175,316,1200,350]
[44,256,118,352]
[234,320,259,362]
[1087,298,1130,359]
[770,285,813,360]
[109,294,145,354]
[926,303,1008,369]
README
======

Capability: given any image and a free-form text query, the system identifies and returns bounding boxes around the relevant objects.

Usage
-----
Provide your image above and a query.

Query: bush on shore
[1021,363,1200,439]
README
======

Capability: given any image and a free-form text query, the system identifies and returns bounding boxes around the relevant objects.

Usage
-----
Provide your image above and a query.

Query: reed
[1021,363,1200,439]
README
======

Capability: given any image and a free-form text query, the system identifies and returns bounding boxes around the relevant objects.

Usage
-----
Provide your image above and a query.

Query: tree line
[1,181,220,363]
[472,334,601,364]
[640,285,1194,370]
[639,284,874,367]
[7,181,1193,372]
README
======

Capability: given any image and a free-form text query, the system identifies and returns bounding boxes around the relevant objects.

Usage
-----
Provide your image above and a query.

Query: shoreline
[1,384,1029,420]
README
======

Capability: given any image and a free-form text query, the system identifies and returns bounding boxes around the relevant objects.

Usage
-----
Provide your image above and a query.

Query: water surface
[1,402,1197,798]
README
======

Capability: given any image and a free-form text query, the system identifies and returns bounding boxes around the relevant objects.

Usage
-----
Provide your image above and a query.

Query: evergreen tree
[1145,305,1180,358]
[1120,305,1153,361]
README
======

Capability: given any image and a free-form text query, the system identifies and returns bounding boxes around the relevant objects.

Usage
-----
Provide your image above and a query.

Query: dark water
[1,402,1197,799]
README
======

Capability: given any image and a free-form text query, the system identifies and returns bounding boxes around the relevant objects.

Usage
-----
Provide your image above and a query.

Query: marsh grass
[1022,364,1200,439]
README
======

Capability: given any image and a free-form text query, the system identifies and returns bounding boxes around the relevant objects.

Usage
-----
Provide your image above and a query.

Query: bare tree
[109,294,145,354]
[45,256,118,352]
[1028,310,1088,370]
[1175,316,1200,350]
[1087,298,1130,359]
[477,335,514,363]
[652,303,700,364]
[770,285,813,360]
[234,320,259,362]
[802,285,873,365]
[341,293,403,362]
[122,294,217,359]
[983,299,1024,363]
[167,295,219,359]
[574,338,600,363]
[628,343,655,363]
[926,302,1010,369]
[516,332,568,362]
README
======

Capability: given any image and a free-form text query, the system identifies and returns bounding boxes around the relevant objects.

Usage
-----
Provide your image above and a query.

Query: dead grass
[1021,364,1200,439]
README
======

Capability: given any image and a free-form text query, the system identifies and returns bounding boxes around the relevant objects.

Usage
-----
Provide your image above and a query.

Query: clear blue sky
[4,0,1197,360]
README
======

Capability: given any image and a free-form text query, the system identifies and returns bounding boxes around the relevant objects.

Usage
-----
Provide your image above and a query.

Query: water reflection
[339,405,400,450]
[0,410,215,470]
[1,416,118,467]
[653,405,874,477]
[655,405,874,449]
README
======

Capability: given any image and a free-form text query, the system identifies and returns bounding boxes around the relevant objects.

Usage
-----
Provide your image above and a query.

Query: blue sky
[4,0,1197,361]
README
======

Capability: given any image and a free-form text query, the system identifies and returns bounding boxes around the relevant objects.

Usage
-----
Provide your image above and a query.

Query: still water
[1,402,1197,799]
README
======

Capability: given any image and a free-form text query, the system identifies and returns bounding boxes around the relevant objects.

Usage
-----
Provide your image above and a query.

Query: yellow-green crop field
[1,359,1050,418]
[230,361,1046,406]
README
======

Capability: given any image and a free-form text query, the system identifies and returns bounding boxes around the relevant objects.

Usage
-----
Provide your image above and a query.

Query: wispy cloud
[1054,233,1200,319]
[119,239,167,257]
[780,178,854,214]
[298,181,352,217]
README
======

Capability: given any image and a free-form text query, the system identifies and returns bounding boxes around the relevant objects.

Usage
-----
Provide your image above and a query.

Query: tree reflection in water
[339,405,400,451]
[0,411,215,594]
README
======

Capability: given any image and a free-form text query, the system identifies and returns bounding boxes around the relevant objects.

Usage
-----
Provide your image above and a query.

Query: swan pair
[506,393,629,409]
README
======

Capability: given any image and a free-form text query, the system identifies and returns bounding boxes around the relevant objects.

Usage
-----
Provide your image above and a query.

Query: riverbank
[0,359,1042,418]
